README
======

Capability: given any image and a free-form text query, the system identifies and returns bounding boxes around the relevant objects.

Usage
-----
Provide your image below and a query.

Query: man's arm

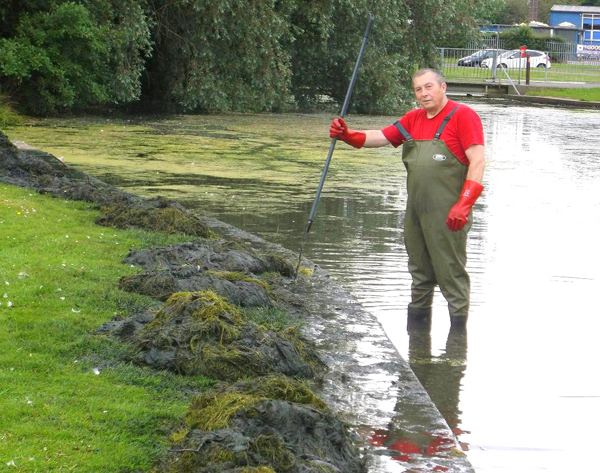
[465,144,485,183]
[363,130,392,148]
[330,118,391,149]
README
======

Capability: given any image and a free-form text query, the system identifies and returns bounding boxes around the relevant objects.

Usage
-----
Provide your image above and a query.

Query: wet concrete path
[5,100,600,471]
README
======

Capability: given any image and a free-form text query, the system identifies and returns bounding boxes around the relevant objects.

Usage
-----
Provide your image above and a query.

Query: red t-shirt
[381,100,484,165]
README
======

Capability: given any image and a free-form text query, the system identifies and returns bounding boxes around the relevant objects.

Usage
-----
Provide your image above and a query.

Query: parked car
[481,49,551,69]
[457,49,503,67]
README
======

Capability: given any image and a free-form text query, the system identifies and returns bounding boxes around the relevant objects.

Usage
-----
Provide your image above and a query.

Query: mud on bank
[0,131,365,473]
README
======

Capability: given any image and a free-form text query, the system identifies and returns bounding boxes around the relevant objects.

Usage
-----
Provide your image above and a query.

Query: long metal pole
[294,13,375,279]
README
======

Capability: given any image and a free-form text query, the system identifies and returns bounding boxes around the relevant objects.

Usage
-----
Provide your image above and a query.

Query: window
[581,13,600,45]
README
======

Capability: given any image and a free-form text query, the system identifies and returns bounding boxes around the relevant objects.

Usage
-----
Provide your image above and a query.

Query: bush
[0,93,24,126]
[499,26,565,51]
[0,1,151,115]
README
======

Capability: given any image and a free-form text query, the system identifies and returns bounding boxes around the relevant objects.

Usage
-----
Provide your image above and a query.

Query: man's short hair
[413,68,445,85]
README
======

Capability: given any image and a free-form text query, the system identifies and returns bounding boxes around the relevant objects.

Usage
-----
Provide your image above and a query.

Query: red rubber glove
[329,117,366,149]
[446,180,484,231]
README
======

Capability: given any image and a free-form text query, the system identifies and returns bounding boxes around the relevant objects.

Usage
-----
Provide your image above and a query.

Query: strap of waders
[434,106,459,139]
[393,121,413,141]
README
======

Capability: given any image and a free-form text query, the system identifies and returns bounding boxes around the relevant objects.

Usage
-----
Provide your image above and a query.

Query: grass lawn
[443,61,600,84]
[0,183,213,471]
[524,87,600,101]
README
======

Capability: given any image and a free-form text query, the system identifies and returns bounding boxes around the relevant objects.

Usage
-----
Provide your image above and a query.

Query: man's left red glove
[330,117,366,149]
[446,180,484,232]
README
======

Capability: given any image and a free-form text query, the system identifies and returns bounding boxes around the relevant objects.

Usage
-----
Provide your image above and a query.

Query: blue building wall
[550,10,600,45]
[549,12,581,26]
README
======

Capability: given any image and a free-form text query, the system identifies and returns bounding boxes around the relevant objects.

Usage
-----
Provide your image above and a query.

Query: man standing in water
[330,69,485,329]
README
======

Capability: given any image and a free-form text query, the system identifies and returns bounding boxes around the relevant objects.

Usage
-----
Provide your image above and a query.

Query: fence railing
[439,45,600,84]
[467,38,505,50]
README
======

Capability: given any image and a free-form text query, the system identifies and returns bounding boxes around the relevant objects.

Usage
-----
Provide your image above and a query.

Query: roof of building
[556,21,578,28]
[551,5,600,13]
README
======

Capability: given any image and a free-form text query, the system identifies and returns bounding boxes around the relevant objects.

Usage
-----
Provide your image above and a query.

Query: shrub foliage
[499,25,566,51]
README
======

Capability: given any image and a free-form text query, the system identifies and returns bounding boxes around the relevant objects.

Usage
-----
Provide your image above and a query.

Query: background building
[550,5,600,45]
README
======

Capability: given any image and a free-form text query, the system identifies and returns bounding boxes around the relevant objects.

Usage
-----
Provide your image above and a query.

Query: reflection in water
[369,323,469,466]
[409,325,469,445]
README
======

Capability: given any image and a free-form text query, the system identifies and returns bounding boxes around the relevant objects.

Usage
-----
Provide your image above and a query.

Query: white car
[481,49,551,69]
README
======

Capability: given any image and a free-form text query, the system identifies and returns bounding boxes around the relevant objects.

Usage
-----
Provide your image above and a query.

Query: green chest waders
[394,107,471,319]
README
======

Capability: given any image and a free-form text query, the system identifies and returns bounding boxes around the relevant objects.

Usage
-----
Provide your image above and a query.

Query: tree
[143,0,293,112]
[1,0,490,116]
[0,0,152,114]
[485,0,529,24]
[312,0,416,114]
[499,25,565,49]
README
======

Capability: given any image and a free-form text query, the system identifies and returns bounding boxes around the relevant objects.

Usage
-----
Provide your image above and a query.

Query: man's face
[413,72,447,112]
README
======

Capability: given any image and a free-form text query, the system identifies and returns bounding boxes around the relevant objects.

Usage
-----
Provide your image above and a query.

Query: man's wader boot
[395,108,471,328]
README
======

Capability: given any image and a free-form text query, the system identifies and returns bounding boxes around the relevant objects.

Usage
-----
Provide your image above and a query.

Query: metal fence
[439,44,600,85]
[467,37,505,50]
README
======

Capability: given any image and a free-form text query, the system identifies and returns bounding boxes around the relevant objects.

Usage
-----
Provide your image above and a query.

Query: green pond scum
[249,435,296,471]
[206,270,271,294]
[161,376,329,471]
[132,290,325,381]
[2,112,402,217]
[159,375,361,473]
[182,375,328,433]
[242,306,296,331]
[299,267,314,276]
[119,270,177,300]
[97,197,217,238]
[239,468,276,473]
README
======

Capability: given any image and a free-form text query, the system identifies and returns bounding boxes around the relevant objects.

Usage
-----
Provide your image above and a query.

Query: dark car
[457,49,502,67]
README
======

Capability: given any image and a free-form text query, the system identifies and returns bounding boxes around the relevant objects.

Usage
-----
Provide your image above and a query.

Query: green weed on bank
[0,183,212,471]
[0,93,25,128]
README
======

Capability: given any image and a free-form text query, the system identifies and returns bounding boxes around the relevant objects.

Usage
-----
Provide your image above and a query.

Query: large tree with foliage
[144,0,487,114]
[0,0,488,116]
[143,0,294,112]
[290,0,415,114]
[0,0,152,114]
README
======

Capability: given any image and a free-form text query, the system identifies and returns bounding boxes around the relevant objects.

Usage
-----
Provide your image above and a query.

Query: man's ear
[442,82,447,93]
